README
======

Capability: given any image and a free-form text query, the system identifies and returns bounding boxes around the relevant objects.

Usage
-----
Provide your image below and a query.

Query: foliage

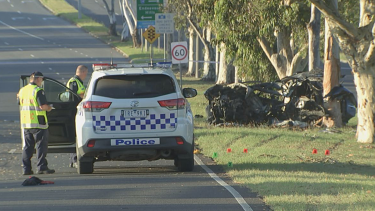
[200,0,311,82]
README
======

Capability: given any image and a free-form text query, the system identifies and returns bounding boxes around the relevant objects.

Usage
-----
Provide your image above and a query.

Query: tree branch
[309,0,359,38]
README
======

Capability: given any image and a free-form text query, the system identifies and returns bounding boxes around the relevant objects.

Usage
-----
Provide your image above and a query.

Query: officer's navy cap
[31,71,44,77]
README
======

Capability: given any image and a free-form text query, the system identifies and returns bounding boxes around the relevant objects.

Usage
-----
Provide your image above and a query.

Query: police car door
[20,75,80,153]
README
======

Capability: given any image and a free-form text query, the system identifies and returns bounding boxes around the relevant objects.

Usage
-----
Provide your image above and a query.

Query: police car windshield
[93,74,175,99]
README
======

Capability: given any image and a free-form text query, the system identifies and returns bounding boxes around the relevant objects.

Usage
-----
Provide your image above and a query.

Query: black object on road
[22,176,54,186]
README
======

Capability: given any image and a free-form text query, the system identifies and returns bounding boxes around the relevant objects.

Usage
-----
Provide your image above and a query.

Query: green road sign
[137,0,164,28]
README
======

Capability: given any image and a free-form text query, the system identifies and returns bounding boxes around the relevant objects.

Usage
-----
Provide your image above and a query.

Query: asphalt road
[0,1,269,211]
[0,0,128,121]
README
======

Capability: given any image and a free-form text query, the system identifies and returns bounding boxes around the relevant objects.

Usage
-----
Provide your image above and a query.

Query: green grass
[39,1,375,210]
[188,75,374,210]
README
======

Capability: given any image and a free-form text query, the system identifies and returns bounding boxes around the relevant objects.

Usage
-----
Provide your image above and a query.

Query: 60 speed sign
[171,41,188,64]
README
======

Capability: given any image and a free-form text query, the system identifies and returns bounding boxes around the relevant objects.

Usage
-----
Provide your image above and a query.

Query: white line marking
[17,11,21,14]
[30,54,34,57]
[10,4,13,7]
[4,42,9,45]
[0,20,44,40]
[194,155,254,211]
[8,149,16,154]
[49,67,53,70]
[56,72,60,75]
[12,17,25,20]
[18,48,23,51]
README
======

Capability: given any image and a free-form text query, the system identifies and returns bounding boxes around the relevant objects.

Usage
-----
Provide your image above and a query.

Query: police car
[20,62,197,174]
[76,62,197,174]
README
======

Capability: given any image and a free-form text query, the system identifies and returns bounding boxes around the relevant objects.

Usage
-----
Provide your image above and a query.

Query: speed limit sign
[171,41,188,64]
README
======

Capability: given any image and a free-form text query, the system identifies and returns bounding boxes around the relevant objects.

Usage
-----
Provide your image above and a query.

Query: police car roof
[92,67,174,77]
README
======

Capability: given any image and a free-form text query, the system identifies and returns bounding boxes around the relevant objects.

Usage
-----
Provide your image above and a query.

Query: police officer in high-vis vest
[67,65,88,167]
[18,72,55,175]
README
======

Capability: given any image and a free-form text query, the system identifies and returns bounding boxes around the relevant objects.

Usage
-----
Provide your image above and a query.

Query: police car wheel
[177,156,194,172]
[173,158,179,167]
[77,160,94,174]
[76,146,94,174]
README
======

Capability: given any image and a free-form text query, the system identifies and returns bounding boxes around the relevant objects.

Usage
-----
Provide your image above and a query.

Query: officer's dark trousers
[22,128,49,172]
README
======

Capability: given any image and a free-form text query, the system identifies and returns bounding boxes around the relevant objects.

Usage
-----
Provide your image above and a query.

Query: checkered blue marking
[93,113,177,131]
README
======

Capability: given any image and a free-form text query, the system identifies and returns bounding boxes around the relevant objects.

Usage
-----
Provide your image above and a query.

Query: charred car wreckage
[204,71,357,127]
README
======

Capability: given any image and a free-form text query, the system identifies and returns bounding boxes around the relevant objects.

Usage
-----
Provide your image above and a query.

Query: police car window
[94,75,175,98]
[43,79,75,102]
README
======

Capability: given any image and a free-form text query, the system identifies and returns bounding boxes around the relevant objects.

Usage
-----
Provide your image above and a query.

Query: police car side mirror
[182,88,197,98]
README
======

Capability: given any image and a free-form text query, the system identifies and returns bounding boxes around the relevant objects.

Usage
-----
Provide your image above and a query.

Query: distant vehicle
[21,62,197,174]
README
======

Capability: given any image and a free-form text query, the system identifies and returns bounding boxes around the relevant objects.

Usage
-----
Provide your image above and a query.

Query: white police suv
[20,62,197,174]
[74,63,197,174]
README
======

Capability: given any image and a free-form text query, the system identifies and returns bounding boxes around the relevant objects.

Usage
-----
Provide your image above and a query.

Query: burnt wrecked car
[204,71,357,127]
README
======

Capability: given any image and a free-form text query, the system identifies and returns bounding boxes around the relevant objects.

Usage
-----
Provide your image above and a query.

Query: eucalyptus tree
[207,0,311,82]
[310,0,375,143]
[103,0,118,36]
[167,0,216,80]
[119,0,141,47]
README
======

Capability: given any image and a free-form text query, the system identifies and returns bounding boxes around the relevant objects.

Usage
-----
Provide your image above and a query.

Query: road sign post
[143,26,160,65]
[171,41,188,89]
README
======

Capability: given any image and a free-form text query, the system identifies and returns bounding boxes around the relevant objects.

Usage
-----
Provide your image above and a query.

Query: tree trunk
[216,43,234,84]
[201,43,215,80]
[258,28,308,80]
[307,4,321,71]
[186,26,196,76]
[216,43,228,84]
[355,1,375,143]
[109,16,118,36]
[120,0,139,47]
[355,70,375,143]
[323,0,342,128]
[215,45,219,82]
[166,33,173,61]
[103,0,117,36]
[201,28,215,81]
[131,28,141,48]
[308,0,375,143]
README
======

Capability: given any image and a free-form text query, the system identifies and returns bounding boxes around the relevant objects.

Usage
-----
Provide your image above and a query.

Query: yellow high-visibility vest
[67,77,85,95]
[19,84,48,129]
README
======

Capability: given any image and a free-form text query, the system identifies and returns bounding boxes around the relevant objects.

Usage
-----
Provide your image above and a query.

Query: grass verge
[39,1,375,210]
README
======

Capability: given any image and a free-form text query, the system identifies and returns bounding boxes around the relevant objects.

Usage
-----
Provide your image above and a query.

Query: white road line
[30,54,34,57]
[0,20,44,40]
[18,48,23,51]
[17,11,21,14]
[4,42,9,45]
[194,155,254,211]
[56,72,60,75]
[8,149,16,154]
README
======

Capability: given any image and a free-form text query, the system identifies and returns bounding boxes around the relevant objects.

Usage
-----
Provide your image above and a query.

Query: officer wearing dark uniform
[18,72,55,175]
[67,65,88,168]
